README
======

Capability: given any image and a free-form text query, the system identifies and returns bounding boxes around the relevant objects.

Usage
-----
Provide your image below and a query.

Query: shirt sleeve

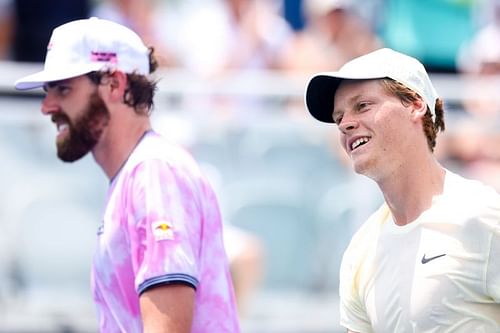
[125,158,202,295]
[339,243,373,333]
[485,197,500,301]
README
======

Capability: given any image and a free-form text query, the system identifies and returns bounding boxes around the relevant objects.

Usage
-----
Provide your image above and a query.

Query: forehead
[332,79,401,121]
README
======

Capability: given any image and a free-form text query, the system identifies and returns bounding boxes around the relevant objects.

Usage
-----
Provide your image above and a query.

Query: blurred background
[0,0,500,332]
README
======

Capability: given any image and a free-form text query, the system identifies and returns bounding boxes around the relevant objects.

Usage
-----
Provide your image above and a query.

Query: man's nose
[41,92,59,115]
[338,116,359,133]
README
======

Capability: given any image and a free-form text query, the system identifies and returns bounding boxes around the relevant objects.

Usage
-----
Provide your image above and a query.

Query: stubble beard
[56,91,110,162]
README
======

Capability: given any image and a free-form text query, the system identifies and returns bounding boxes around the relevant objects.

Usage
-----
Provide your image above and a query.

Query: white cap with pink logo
[15,17,149,90]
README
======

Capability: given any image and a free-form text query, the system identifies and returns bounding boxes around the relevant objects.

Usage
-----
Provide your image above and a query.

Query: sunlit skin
[42,76,110,162]
[140,285,195,333]
[42,76,94,137]
[333,79,445,226]
[41,72,152,180]
[333,80,421,180]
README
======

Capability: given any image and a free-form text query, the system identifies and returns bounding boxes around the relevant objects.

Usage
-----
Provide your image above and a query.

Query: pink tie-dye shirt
[91,131,240,333]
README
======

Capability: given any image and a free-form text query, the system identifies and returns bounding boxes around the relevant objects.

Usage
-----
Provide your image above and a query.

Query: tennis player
[15,17,240,333]
[305,48,500,332]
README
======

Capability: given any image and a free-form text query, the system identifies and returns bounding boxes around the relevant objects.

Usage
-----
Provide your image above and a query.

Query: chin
[352,159,377,179]
[352,159,368,174]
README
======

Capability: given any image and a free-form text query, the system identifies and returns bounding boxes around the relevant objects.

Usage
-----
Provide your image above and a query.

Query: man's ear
[410,98,427,122]
[100,71,128,103]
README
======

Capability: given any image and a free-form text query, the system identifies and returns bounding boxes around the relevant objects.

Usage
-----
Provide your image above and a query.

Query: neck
[377,153,446,226]
[92,113,151,180]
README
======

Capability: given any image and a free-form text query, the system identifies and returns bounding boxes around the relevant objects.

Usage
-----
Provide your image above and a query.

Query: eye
[358,101,372,111]
[56,85,71,96]
[43,80,72,98]
[333,113,343,124]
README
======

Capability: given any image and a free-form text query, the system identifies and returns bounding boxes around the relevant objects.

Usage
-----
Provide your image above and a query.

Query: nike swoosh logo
[421,253,446,264]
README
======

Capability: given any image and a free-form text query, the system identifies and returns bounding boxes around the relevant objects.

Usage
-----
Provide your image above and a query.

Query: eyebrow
[346,93,364,105]
[43,80,68,92]
[333,93,363,111]
[46,81,64,88]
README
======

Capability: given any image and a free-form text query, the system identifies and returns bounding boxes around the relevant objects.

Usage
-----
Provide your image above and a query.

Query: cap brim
[305,73,343,123]
[14,63,104,90]
[305,72,387,123]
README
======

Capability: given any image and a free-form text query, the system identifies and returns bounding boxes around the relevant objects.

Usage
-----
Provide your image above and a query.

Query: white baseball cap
[15,17,150,90]
[304,48,439,123]
[306,0,351,17]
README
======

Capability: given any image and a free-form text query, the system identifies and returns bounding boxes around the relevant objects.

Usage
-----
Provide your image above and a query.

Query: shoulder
[438,171,500,238]
[115,131,210,193]
[443,170,500,215]
[349,204,390,247]
[131,131,197,167]
[125,131,204,180]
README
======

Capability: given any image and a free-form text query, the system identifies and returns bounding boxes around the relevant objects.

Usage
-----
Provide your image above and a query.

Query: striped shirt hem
[138,273,199,295]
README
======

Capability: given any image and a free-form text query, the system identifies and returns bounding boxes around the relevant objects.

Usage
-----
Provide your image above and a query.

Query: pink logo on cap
[91,51,118,63]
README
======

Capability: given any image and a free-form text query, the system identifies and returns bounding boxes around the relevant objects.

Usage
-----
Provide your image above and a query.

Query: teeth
[57,123,69,133]
[351,137,369,150]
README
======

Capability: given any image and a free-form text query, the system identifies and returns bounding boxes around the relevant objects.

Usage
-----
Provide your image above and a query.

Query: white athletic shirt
[339,170,500,332]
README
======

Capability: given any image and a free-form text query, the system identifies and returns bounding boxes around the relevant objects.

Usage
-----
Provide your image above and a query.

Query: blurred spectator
[441,0,500,190]
[9,0,90,62]
[456,0,500,118]
[279,0,383,73]
[457,0,500,75]
[91,0,178,67]
[173,0,293,76]
[223,224,264,316]
[283,0,306,31]
[440,116,500,191]
[0,0,12,59]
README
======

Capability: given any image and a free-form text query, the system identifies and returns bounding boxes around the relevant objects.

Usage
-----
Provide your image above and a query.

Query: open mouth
[350,137,370,151]
[56,122,69,133]
[51,114,71,138]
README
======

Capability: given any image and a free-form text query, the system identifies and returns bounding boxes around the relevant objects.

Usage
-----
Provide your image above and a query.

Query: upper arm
[140,284,196,333]
[128,160,201,295]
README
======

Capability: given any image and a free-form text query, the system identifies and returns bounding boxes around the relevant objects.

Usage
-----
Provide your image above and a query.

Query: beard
[54,91,110,162]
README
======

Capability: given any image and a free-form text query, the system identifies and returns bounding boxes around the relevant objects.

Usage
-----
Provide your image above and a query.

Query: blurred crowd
[1,0,499,81]
[0,0,384,73]
[0,0,498,73]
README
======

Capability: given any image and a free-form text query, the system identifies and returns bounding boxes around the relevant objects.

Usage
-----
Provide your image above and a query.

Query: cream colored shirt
[339,170,500,332]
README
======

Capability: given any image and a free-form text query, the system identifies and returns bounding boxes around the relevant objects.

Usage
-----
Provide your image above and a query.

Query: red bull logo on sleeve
[152,220,174,241]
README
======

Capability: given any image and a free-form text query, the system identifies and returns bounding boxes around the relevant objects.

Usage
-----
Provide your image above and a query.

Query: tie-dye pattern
[91,131,240,333]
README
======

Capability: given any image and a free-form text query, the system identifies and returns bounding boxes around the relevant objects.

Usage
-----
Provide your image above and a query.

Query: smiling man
[305,48,500,332]
[14,18,240,333]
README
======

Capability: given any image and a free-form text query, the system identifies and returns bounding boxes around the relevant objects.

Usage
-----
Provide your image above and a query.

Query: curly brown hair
[379,78,445,152]
[87,46,159,115]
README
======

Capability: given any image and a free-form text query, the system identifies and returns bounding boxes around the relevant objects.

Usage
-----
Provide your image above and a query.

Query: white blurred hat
[15,17,149,90]
[305,0,351,17]
[305,48,439,123]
